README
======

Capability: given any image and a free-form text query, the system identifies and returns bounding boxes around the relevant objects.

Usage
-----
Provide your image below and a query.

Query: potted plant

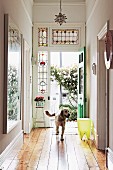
[34,96,45,107]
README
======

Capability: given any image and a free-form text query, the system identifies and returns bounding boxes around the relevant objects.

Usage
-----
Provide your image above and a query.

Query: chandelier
[54,0,67,26]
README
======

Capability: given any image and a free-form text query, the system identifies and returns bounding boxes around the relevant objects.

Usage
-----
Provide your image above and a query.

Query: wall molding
[33,22,85,27]
[86,0,99,26]
[0,130,23,167]
[33,2,86,6]
[30,0,33,6]
[21,0,33,26]
[107,147,113,169]
[97,21,109,40]
[96,21,108,150]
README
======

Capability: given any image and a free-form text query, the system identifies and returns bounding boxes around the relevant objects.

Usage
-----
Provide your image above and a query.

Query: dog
[45,109,70,141]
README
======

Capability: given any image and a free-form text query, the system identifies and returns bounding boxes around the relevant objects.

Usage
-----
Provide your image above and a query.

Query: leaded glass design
[38,51,48,93]
[38,28,48,47]
[52,29,79,45]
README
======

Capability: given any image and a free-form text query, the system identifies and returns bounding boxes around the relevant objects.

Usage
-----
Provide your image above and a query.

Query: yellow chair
[77,118,93,140]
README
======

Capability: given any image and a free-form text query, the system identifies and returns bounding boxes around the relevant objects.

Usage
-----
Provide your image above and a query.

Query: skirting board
[0,130,23,167]
[107,147,113,170]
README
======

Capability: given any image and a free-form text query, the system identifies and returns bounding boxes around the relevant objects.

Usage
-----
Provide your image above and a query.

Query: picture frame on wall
[3,14,23,133]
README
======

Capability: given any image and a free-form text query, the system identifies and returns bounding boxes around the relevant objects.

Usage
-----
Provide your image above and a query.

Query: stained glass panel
[52,29,79,45]
[38,28,48,47]
[38,51,48,93]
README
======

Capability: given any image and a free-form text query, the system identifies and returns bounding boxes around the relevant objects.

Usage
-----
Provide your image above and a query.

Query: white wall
[109,70,113,150]
[2,0,33,48]
[0,0,32,154]
[33,3,86,23]
[86,0,113,151]
[86,0,95,20]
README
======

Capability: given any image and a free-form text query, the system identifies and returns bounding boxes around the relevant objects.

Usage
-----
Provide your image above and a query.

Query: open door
[78,47,86,118]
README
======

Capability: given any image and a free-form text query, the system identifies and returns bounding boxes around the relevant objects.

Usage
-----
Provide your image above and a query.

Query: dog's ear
[60,110,64,116]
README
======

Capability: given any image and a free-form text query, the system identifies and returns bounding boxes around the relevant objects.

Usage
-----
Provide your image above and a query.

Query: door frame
[97,21,109,150]
[22,40,31,133]
[78,47,86,118]
[50,51,79,116]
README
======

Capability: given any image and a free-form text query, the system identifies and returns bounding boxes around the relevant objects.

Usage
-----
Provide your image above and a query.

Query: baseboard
[0,130,23,166]
[107,147,113,170]
[92,127,99,148]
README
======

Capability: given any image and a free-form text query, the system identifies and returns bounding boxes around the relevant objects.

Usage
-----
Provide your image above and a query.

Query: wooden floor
[1,122,107,170]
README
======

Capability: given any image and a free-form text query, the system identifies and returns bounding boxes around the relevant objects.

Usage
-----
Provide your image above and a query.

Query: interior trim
[107,147,113,169]
[33,2,86,6]
[97,21,109,40]
[21,0,33,26]
[0,130,23,167]
[86,0,99,26]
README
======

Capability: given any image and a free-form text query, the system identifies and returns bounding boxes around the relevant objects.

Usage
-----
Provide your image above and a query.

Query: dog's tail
[45,111,55,117]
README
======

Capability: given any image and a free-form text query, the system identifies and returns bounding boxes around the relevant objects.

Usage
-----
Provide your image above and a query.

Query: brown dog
[45,109,70,141]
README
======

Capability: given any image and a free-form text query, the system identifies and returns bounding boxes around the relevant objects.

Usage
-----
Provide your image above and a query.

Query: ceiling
[33,0,85,4]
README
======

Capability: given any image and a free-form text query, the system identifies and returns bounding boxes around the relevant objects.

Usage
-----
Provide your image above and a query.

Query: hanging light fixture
[54,0,67,26]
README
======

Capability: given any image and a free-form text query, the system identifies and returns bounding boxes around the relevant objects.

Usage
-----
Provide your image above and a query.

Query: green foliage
[59,103,77,121]
[8,65,19,120]
[68,110,77,121]
[51,65,78,121]
[51,65,78,95]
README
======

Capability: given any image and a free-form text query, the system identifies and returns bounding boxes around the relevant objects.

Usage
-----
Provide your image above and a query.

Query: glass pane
[62,52,79,67]
[52,29,79,45]
[6,15,22,132]
[8,51,21,125]
[38,51,48,93]
[38,28,48,47]
[50,52,60,67]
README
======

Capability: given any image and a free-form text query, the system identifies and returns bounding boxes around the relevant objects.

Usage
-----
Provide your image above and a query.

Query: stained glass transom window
[52,29,79,45]
[38,28,48,47]
[38,51,48,93]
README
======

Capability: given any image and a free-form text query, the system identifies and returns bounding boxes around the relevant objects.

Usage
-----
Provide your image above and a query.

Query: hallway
[1,122,107,170]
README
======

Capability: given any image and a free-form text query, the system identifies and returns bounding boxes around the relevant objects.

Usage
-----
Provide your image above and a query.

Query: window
[38,28,48,47]
[52,29,79,45]
[37,51,48,93]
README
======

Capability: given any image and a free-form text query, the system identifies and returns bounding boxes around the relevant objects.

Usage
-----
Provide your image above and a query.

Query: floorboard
[0,122,107,170]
